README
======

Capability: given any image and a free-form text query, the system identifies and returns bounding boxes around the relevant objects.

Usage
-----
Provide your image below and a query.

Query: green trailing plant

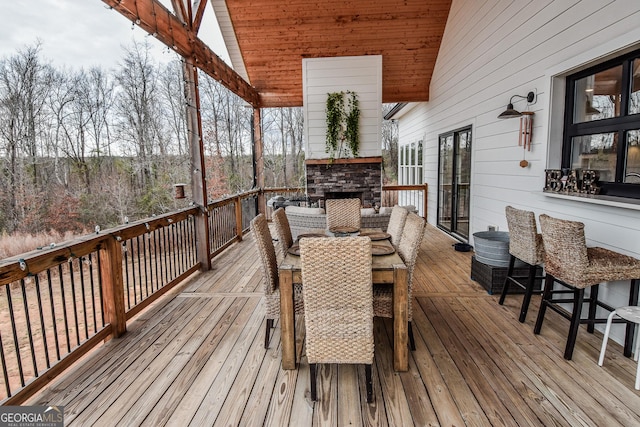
[325,92,344,158]
[325,91,360,159]
[345,91,360,156]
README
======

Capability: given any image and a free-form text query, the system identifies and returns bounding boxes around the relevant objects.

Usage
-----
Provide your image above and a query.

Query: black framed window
[563,48,640,198]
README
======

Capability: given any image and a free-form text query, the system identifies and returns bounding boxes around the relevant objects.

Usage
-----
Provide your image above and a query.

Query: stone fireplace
[305,157,382,207]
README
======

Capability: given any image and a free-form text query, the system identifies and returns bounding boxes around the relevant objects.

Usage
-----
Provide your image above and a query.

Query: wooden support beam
[253,108,266,215]
[184,58,212,271]
[102,0,259,107]
[192,0,208,33]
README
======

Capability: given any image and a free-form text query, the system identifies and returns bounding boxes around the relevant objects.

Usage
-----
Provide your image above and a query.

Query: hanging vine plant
[325,90,360,160]
[345,91,360,156]
[325,92,344,158]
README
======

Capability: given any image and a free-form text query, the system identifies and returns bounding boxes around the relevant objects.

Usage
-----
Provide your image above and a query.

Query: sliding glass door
[438,127,471,240]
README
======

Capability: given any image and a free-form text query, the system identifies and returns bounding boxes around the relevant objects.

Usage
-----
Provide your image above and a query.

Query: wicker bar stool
[498,206,545,322]
[534,214,640,360]
[272,207,294,260]
[386,206,409,248]
[250,214,304,349]
[300,236,374,402]
[373,212,426,351]
[326,198,362,231]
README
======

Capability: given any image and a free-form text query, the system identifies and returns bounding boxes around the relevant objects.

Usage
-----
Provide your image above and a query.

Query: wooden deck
[30,225,640,426]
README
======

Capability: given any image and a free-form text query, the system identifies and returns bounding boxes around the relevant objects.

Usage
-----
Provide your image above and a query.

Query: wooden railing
[0,190,259,404]
[264,184,428,218]
[263,187,308,221]
[381,184,428,217]
[0,185,426,404]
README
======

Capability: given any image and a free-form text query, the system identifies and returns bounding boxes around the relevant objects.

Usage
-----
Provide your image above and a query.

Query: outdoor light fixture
[497,91,536,119]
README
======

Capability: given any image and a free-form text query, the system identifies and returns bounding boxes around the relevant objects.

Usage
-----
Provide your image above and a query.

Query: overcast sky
[0,0,229,70]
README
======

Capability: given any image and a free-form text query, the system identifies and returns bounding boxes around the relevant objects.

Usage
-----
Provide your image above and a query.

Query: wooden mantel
[305,156,383,166]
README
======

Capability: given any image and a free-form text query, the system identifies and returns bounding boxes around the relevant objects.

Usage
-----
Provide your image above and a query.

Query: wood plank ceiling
[102,0,451,108]
[220,0,452,107]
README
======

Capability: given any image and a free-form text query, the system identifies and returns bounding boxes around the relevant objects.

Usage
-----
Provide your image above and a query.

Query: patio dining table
[278,234,409,371]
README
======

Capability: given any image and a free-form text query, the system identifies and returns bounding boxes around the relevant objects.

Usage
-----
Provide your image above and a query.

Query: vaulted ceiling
[103,0,452,108]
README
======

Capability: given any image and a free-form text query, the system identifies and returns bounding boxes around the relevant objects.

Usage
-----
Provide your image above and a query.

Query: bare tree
[113,40,162,192]
[0,43,54,231]
[382,104,399,183]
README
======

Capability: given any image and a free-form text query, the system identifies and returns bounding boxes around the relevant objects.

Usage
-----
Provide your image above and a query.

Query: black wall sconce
[497,91,536,119]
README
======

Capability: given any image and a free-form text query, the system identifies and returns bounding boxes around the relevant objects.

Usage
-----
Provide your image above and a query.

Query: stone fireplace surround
[305,157,382,208]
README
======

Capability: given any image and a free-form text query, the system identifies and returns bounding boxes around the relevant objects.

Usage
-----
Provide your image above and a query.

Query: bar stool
[534,214,640,360]
[498,206,545,322]
[598,306,640,390]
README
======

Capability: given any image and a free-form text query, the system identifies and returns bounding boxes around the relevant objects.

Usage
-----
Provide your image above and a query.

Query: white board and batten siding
[396,0,640,342]
[302,56,382,159]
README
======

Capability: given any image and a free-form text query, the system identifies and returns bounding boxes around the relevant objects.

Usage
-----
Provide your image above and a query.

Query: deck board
[28,224,640,426]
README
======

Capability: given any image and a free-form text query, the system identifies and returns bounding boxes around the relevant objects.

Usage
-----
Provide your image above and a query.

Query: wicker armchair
[498,206,545,322]
[373,212,426,351]
[272,208,294,260]
[299,236,374,402]
[386,206,409,247]
[326,198,361,231]
[250,214,304,349]
[534,214,640,360]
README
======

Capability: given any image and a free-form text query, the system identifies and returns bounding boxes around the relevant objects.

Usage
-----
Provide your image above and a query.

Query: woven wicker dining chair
[373,212,426,351]
[325,198,362,231]
[498,206,545,322]
[386,206,409,248]
[250,214,304,349]
[535,214,640,360]
[272,208,294,260]
[299,236,374,402]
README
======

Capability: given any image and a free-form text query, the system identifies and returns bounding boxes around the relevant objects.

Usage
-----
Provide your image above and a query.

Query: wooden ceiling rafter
[102,0,260,107]
[192,0,208,33]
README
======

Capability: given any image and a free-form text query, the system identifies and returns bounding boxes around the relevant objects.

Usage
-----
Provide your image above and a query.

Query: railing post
[99,237,126,339]
[236,195,244,242]
[423,183,428,219]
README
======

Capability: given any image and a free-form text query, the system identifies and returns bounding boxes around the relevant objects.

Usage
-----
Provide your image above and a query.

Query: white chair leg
[635,330,640,390]
[634,328,640,363]
[598,311,617,366]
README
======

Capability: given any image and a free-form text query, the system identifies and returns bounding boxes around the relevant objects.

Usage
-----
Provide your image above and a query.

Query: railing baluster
[136,236,143,304]
[130,239,138,306]
[33,275,50,369]
[171,224,178,279]
[46,270,61,361]
[164,225,173,283]
[158,229,164,288]
[153,231,160,292]
[68,261,81,347]
[79,258,89,340]
[179,219,186,272]
[142,234,150,298]
[122,242,131,310]
[96,253,105,328]
[58,264,71,354]
[0,331,11,398]
[88,254,98,332]
[20,279,38,378]
[6,285,24,387]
